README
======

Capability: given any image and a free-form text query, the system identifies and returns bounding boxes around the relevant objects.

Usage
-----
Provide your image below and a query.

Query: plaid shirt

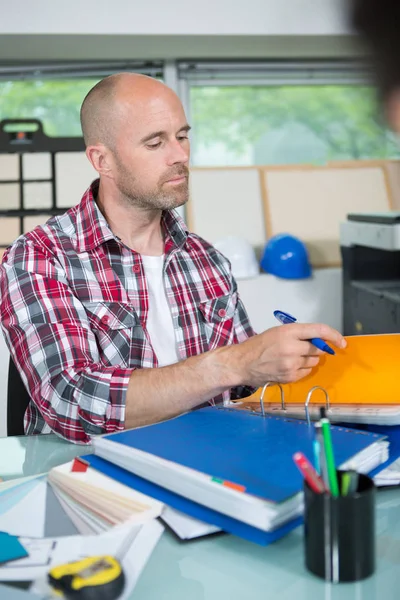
[0,180,255,444]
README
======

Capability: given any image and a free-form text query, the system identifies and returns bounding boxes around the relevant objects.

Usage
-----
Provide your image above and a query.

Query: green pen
[320,418,339,497]
[341,472,351,496]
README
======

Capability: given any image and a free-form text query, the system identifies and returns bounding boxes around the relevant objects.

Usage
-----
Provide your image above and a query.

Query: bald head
[82,72,190,212]
[80,73,176,149]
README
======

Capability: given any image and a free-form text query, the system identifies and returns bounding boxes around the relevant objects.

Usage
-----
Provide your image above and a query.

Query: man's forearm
[124,345,240,429]
[124,320,346,430]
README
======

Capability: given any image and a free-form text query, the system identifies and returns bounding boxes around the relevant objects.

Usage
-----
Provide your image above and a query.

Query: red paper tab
[71,458,88,473]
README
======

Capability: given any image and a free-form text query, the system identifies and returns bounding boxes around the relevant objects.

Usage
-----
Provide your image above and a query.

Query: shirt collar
[162,206,189,249]
[74,179,189,253]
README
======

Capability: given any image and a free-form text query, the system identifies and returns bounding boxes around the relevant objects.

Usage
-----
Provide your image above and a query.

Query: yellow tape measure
[48,555,125,600]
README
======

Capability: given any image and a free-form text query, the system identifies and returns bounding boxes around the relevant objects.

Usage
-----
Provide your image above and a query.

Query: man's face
[110,91,190,210]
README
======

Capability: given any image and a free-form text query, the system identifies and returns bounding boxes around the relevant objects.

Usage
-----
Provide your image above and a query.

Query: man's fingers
[295,368,313,380]
[295,323,346,349]
[301,356,320,369]
[300,343,323,357]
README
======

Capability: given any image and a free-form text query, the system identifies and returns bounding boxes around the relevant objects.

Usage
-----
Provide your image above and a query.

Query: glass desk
[1,434,400,600]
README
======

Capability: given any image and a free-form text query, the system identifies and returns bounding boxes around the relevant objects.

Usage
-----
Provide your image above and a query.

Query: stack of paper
[374,457,400,487]
[48,459,163,535]
[89,406,389,544]
[49,459,220,540]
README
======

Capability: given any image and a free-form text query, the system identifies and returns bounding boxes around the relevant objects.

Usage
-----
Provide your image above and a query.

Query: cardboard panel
[22,152,52,180]
[263,166,391,266]
[0,155,19,181]
[56,152,97,208]
[189,168,266,246]
[0,183,20,209]
[23,214,52,234]
[23,182,52,209]
[0,218,20,245]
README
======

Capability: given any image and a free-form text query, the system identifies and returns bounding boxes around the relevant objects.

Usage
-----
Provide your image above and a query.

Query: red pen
[293,452,326,494]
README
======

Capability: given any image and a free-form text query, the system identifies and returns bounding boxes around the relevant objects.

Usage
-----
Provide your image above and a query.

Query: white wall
[0,0,349,35]
[0,0,359,61]
[238,269,342,333]
[0,268,342,438]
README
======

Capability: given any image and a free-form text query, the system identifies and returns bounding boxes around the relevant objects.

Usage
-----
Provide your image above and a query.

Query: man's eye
[147,142,162,149]
[178,136,189,141]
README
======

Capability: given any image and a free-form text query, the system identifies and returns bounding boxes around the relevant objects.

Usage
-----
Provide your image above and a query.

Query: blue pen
[313,438,321,475]
[273,309,335,355]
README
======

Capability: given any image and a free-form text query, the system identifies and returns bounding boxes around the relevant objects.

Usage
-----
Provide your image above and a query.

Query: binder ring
[259,382,285,417]
[304,386,330,425]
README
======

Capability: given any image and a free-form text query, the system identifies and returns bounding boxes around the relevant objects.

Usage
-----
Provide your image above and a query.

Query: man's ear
[86,144,114,179]
[386,88,400,133]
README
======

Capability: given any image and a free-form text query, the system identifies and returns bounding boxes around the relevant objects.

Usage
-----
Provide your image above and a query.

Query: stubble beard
[115,162,189,211]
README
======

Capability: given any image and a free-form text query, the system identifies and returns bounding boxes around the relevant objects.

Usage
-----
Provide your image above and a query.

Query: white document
[257,404,400,426]
[0,520,164,600]
[0,474,44,495]
[162,507,220,539]
[0,479,47,538]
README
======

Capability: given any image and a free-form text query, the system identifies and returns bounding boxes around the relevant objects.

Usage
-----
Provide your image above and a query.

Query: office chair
[7,358,31,436]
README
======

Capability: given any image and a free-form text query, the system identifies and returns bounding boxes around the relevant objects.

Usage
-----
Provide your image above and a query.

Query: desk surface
[1,434,400,600]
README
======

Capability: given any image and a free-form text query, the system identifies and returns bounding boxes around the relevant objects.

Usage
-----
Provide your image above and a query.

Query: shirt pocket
[83,301,138,331]
[198,292,237,349]
[82,301,140,367]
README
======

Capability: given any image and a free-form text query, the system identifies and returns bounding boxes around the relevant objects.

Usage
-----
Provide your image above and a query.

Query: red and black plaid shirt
[0,180,255,444]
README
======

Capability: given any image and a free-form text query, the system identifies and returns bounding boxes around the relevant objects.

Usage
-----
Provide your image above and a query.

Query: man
[351,1,400,128]
[0,74,345,444]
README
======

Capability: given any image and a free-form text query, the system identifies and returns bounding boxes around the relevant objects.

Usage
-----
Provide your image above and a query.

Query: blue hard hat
[260,234,312,279]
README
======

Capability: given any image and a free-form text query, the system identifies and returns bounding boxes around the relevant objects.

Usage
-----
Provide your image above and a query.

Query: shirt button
[102,315,110,325]
[133,264,141,273]
[218,308,227,318]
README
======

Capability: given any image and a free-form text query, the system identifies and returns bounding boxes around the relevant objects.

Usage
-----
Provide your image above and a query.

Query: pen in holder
[304,470,376,583]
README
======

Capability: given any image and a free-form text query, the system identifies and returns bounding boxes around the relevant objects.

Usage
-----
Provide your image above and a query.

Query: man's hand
[222,323,346,388]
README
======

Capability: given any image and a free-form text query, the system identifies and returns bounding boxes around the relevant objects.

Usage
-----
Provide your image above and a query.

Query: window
[0,62,165,254]
[180,62,400,166]
[0,61,164,137]
[0,79,102,137]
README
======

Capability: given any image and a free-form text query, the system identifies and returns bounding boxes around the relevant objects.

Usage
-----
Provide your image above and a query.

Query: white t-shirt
[141,254,179,368]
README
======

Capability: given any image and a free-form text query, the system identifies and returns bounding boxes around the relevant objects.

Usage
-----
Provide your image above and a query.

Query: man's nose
[166,139,190,165]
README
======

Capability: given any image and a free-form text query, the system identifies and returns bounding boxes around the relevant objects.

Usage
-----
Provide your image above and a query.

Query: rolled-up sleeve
[0,240,133,444]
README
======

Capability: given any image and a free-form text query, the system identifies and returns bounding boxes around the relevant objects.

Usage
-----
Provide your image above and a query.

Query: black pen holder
[304,470,376,583]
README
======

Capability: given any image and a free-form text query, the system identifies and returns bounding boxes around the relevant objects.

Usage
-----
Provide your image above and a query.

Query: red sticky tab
[71,458,88,473]
[223,481,246,493]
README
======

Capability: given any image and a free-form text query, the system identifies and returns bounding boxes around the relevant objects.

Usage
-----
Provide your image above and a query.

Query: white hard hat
[214,237,259,280]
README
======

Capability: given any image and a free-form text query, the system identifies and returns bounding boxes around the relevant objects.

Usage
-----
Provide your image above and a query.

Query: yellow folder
[246,334,400,407]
